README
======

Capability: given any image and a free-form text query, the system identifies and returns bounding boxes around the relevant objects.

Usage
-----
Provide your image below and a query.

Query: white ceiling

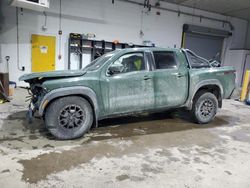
[160,0,250,21]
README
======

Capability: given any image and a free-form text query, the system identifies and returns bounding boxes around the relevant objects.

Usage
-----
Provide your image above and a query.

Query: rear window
[153,51,177,69]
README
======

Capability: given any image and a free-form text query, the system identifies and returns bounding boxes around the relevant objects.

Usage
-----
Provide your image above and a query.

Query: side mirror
[108,63,124,75]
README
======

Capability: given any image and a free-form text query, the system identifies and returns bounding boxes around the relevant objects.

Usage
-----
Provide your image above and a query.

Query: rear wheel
[45,96,93,140]
[191,91,218,124]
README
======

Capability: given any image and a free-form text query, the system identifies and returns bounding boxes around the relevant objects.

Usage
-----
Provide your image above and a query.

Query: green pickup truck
[20,48,236,139]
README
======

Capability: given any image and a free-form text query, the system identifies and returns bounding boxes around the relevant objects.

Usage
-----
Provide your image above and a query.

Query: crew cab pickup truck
[19,48,236,140]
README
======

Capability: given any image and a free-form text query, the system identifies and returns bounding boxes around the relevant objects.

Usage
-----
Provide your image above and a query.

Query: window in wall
[153,51,177,69]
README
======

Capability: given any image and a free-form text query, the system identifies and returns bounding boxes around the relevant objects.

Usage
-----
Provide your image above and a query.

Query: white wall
[0,0,249,86]
[224,50,250,87]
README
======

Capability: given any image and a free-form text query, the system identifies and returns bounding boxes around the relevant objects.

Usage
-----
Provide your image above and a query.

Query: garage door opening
[181,24,232,62]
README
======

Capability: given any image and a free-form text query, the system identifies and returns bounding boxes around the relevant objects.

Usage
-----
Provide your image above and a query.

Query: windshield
[83,51,117,71]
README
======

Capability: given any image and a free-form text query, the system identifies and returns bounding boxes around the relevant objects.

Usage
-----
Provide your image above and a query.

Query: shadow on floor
[3,109,239,142]
[91,110,236,141]
[4,111,53,139]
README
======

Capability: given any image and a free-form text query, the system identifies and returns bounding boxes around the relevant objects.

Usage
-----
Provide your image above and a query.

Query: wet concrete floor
[0,88,250,188]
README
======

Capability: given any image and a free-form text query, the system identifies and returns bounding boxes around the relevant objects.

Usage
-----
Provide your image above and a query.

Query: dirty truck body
[20,48,236,139]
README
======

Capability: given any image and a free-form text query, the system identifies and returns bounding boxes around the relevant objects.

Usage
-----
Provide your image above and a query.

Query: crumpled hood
[19,70,86,81]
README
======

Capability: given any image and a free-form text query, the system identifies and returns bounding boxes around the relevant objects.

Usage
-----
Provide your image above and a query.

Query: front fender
[39,86,99,120]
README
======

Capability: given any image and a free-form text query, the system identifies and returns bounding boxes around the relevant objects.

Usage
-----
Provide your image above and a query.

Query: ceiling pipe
[116,0,234,30]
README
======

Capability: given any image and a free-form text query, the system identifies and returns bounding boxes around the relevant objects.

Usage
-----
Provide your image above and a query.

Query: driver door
[103,52,154,115]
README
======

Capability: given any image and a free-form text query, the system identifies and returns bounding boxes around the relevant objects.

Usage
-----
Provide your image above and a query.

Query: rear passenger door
[152,51,188,108]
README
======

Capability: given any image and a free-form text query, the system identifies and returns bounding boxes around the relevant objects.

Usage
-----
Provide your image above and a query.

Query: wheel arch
[39,86,99,127]
[186,79,223,110]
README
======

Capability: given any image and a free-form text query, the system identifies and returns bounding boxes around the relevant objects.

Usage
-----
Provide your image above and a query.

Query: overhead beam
[157,0,250,21]
[160,0,190,5]
[117,0,234,30]
[223,6,250,14]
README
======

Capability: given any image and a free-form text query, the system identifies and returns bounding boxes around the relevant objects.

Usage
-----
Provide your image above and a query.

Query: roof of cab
[116,47,181,53]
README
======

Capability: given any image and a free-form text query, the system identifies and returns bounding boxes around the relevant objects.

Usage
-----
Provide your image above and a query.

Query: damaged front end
[19,70,87,122]
[25,81,48,122]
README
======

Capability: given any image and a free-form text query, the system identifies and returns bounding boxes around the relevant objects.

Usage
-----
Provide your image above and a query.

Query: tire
[45,96,93,140]
[191,91,218,124]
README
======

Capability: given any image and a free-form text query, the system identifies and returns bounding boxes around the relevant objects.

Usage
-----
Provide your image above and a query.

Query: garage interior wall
[0,0,249,86]
[247,22,250,49]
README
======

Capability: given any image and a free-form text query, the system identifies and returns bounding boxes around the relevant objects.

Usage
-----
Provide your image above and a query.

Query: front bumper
[26,102,37,123]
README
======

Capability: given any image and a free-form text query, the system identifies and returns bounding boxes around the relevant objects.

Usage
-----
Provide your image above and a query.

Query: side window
[108,53,146,75]
[153,51,177,70]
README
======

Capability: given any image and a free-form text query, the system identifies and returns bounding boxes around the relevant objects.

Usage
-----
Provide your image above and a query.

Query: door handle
[143,76,152,81]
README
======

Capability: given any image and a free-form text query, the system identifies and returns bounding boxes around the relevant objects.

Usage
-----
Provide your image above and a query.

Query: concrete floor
[0,88,250,188]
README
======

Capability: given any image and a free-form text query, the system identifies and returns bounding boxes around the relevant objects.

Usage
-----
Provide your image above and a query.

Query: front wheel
[191,91,218,124]
[45,96,93,140]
